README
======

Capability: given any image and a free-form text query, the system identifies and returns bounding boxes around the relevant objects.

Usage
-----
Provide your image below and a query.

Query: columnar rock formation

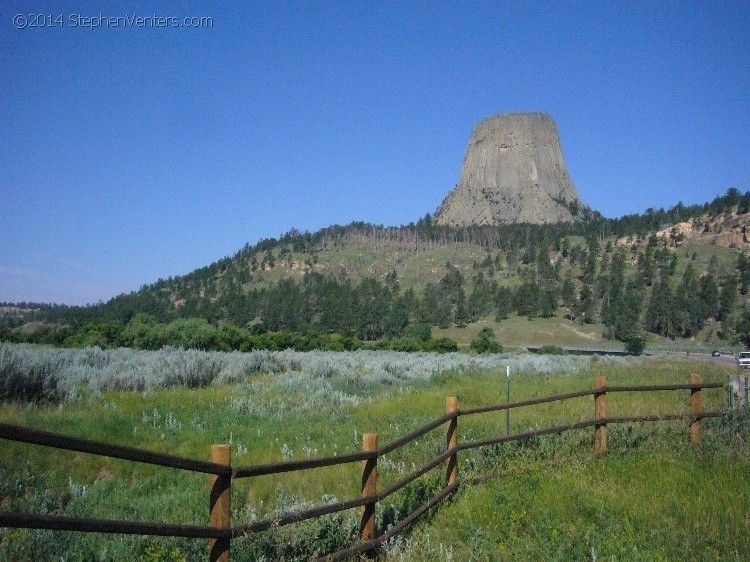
[435,112,586,225]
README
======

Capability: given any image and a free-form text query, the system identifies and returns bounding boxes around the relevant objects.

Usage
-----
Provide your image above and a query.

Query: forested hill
[3,188,750,352]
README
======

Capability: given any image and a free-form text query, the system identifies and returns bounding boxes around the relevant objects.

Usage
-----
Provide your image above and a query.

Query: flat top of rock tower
[473,112,556,130]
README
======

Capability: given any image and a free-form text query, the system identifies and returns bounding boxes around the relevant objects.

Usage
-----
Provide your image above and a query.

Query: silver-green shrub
[0,343,627,403]
[0,343,63,402]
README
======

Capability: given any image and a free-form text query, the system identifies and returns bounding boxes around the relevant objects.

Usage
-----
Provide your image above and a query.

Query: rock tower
[435,113,586,225]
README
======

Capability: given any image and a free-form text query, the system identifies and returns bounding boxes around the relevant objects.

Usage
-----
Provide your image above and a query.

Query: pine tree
[539,288,558,318]
[673,263,703,337]
[602,250,626,327]
[738,254,750,295]
[561,276,576,310]
[495,287,514,321]
[577,284,595,324]
[615,283,644,340]
[636,248,656,287]
[718,273,738,322]
[516,279,541,318]
[646,275,676,338]
[699,272,720,320]
[468,271,495,320]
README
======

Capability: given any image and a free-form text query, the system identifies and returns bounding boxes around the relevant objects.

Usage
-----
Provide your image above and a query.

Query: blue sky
[2,2,748,305]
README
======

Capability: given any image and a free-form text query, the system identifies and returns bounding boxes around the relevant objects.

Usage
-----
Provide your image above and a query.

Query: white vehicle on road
[737,351,750,369]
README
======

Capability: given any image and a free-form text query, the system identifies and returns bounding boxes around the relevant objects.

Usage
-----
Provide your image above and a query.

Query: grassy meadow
[434,313,733,353]
[0,343,747,560]
[433,314,606,349]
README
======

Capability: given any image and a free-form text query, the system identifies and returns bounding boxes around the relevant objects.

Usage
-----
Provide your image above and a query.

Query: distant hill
[2,189,749,353]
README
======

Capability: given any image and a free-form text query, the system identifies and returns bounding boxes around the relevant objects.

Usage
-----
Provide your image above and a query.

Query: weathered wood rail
[0,375,725,560]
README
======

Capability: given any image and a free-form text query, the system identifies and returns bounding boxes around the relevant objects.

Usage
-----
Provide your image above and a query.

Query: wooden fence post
[209,444,231,562]
[446,396,458,486]
[690,374,702,444]
[361,433,378,542]
[594,376,607,454]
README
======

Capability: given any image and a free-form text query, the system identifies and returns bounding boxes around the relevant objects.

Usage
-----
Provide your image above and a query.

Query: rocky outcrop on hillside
[617,210,750,251]
[435,113,587,226]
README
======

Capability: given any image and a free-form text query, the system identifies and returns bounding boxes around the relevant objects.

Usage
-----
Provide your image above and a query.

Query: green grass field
[433,314,606,349]
[434,313,733,353]
[389,447,749,561]
[1,351,747,560]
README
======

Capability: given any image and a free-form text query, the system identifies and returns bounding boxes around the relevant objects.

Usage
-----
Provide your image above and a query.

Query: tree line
[3,241,746,352]
[2,188,748,352]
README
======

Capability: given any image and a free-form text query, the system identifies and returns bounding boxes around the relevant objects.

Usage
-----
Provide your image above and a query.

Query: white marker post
[506,365,510,436]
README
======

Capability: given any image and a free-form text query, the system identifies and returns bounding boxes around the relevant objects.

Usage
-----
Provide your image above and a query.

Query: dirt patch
[559,322,598,340]
[95,466,115,483]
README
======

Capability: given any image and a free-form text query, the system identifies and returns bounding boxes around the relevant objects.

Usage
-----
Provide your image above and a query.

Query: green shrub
[164,318,217,351]
[623,331,647,355]
[429,337,459,353]
[470,327,502,354]
[537,345,568,355]
[322,339,345,352]
[252,330,299,351]
[389,337,423,352]
[405,323,432,342]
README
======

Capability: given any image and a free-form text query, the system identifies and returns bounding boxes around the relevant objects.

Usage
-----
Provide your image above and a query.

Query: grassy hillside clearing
[433,315,605,349]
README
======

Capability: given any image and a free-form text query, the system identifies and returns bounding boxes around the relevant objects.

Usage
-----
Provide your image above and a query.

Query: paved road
[677,352,739,367]
[523,346,745,368]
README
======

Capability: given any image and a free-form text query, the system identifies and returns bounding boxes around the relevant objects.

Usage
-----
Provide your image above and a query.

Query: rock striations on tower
[435,112,587,226]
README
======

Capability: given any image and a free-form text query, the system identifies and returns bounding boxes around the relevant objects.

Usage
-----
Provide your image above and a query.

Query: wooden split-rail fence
[0,374,726,561]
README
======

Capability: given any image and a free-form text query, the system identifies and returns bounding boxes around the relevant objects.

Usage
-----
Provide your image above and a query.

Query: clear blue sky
[2,2,748,305]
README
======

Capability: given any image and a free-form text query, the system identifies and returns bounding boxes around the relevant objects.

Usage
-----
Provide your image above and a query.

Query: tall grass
[0,345,742,561]
[383,413,750,561]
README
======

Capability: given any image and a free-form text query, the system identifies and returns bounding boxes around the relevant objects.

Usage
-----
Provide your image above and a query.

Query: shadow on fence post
[594,376,607,454]
[209,444,231,562]
[446,396,458,485]
[690,374,702,444]
[361,433,378,543]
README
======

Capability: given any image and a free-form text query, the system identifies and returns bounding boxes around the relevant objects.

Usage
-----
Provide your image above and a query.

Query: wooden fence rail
[0,375,726,561]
